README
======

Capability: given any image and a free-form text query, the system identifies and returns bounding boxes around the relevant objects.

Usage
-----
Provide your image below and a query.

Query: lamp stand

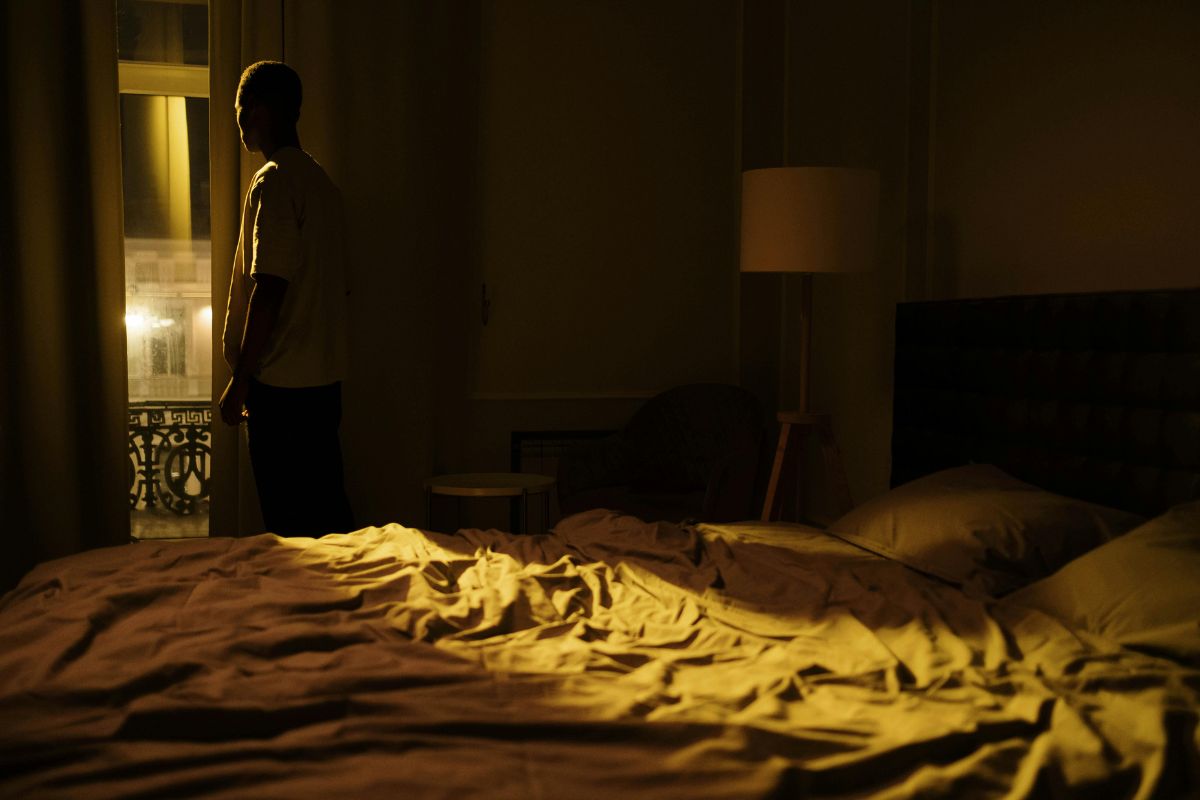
[760,275,854,522]
[797,273,812,412]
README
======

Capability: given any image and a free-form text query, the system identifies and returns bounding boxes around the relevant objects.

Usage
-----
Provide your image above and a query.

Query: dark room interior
[1,0,1198,796]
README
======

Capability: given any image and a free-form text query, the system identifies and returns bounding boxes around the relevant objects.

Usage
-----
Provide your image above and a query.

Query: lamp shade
[740,167,879,274]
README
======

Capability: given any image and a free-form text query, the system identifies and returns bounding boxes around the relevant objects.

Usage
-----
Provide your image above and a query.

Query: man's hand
[220,273,288,427]
[219,376,250,426]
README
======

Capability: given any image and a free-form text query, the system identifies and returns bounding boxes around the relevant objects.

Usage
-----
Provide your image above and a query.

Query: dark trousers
[245,378,356,537]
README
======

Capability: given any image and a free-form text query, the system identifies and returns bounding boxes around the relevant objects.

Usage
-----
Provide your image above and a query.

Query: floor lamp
[740,167,879,522]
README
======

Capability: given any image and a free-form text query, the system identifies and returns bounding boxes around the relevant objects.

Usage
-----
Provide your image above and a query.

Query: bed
[2,289,1198,798]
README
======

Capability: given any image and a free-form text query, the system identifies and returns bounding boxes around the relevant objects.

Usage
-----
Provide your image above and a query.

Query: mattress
[0,510,1196,798]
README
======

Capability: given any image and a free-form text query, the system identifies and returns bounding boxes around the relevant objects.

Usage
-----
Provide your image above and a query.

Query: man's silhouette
[219,60,354,537]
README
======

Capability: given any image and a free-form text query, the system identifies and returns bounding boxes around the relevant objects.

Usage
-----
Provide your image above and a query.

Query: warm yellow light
[157,318,175,328]
[199,305,213,324]
[125,312,148,331]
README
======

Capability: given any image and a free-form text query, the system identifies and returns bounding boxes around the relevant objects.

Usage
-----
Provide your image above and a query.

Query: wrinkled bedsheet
[0,510,1196,798]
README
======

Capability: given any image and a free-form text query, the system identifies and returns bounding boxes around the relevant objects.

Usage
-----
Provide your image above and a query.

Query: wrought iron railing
[128,401,211,515]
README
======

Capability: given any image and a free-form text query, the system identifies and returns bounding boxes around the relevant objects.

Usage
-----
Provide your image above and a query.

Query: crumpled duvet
[0,510,1196,798]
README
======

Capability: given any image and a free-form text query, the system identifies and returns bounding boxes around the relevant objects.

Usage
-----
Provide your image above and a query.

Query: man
[219,60,354,537]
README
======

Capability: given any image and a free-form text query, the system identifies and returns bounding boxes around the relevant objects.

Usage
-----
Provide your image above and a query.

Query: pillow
[827,464,1144,597]
[1003,501,1200,664]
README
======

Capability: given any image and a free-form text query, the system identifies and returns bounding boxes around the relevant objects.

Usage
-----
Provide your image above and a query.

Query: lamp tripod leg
[761,422,792,521]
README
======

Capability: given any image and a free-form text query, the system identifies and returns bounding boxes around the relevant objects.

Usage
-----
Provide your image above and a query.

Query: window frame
[118,61,208,98]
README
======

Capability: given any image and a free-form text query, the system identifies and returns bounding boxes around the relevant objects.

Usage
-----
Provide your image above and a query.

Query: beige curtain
[0,1,129,591]
[208,0,285,538]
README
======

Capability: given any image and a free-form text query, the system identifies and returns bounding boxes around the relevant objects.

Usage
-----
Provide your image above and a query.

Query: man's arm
[219,273,289,425]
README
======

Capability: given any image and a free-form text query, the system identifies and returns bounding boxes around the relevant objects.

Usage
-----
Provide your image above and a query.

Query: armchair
[557,384,764,523]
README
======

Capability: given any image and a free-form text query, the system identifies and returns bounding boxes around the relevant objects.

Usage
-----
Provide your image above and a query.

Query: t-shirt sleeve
[250,168,300,282]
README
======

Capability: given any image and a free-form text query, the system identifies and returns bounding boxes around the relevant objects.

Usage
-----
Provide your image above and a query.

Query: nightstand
[423,472,555,534]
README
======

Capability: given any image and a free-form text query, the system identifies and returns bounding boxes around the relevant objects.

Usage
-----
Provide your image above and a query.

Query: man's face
[235,93,266,153]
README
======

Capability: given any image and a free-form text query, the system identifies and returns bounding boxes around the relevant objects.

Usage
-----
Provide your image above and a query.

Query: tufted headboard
[891,288,1200,516]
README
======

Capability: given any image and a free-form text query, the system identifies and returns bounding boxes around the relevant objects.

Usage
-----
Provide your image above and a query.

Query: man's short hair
[237,61,302,125]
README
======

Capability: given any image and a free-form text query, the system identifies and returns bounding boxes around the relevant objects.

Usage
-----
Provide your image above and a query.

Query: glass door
[117,0,212,539]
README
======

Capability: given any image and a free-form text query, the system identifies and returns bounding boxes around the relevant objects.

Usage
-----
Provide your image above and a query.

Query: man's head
[235,61,302,153]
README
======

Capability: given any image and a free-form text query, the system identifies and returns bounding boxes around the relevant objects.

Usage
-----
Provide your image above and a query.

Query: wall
[924,0,1200,299]
[472,0,740,397]
[448,0,742,527]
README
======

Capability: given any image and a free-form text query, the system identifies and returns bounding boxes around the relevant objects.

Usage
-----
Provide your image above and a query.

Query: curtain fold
[0,0,129,591]
[208,0,283,537]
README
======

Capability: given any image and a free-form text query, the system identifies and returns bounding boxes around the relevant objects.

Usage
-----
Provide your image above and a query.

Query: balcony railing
[128,401,210,515]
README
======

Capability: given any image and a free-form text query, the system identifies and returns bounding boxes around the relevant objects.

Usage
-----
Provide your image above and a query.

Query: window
[118,0,212,538]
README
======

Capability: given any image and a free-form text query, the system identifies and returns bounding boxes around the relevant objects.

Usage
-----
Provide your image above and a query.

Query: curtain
[208,0,285,538]
[0,1,129,592]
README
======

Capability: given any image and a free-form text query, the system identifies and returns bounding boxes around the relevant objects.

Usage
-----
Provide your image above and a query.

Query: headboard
[891,288,1200,516]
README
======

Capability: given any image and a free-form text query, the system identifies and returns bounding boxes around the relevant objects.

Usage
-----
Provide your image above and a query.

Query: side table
[423,473,556,534]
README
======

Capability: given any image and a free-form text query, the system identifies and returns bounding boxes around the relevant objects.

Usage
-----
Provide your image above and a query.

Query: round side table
[422,473,556,534]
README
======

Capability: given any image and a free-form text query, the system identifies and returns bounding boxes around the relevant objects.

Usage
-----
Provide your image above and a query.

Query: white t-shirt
[222,147,348,387]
